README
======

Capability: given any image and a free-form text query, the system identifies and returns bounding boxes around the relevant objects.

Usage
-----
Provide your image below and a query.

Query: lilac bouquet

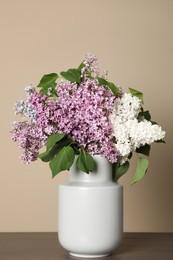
[11,54,165,184]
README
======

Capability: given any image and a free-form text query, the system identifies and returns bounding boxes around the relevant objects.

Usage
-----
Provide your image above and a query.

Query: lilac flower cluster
[81,53,99,79]
[11,70,119,164]
[12,121,47,163]
[110,93,166,164]
[56,79,118,162]
[14,100,37,120]
[11,54,166,182]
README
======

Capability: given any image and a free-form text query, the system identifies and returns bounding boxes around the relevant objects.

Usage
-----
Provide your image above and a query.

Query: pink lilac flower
[12,78,119,164]
[11,121,47,163]
[53,79,118,162]
[81,53,99,79]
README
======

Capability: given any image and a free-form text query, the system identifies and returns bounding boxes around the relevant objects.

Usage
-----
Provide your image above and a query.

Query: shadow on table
[113,233,152,256]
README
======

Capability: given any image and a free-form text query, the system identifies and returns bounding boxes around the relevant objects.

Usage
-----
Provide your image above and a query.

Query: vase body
[58,155,123,258]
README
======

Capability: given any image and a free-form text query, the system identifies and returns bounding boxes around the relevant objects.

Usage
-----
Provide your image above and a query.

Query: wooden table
[0,233,173,259]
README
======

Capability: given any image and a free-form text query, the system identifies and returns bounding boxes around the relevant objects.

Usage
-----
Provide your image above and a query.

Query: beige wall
[0,0,173,232]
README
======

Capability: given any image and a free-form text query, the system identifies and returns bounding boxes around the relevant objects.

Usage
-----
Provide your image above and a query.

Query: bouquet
[11,54,165,184]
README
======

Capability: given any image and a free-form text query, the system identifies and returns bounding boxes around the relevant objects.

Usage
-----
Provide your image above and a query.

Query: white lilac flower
[25,85,35,96]
[110,93,165,164]
[128,119,165,148]
[14,86,37,121]
[14,100,37,121]
[112,93,142,123]
[23,102,37,120]
[14,100,25,114]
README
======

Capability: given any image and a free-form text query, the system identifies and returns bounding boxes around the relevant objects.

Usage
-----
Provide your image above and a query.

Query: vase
[58,155,123,258]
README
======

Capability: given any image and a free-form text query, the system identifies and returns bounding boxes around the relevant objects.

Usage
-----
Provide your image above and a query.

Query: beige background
[0,0,173,232]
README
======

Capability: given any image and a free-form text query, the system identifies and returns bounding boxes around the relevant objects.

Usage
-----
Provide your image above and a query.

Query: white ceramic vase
[58,155,123,258]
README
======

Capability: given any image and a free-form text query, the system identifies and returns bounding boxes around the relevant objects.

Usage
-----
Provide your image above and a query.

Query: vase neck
[70,155,112,183]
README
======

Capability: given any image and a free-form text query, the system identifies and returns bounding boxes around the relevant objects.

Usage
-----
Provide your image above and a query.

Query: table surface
[0,233,173,260]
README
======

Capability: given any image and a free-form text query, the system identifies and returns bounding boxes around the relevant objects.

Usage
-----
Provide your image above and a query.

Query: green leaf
[77,62,85,71]
[155,139,166,144]
[131,157,149,185]
[138,110,151,121]
[128,152,133,160]
[43,88,58,97]
[97,77,118,96]
[136,144,151,157]
[129,88,144,103]
[77,150,95,174]
[46,133,65,151]
[60,68,81,84]
[37,73,58,88]
[38,145,60,162]
[39,87,50,96]
[37,73,58,96]
[71,144,80,155]
[38,136,73,162]
[150,121,158,125]
[113,161,130,182]
[49,146,75,178]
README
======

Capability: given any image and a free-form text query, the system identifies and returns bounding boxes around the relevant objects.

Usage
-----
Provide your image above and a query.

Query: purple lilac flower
[53,78,118,162]
[81,53,99,79]
[12,77,119,164]
[11,121,47,163]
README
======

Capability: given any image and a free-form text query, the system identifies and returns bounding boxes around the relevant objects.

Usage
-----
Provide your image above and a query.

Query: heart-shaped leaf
[136,144,151,157]
[38,73,58,88]
[60,69,81,84]
[77,150,95,174]
[113,161,130,182]
[97,77,118,96]
[38,145,60,162]
[46,133,65,151]
[129,88,144,103]
[131,157,149,184]
[49,146,75,178]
